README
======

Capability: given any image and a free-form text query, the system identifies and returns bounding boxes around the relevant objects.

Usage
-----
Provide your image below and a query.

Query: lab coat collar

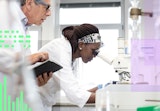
[18,7,31,32]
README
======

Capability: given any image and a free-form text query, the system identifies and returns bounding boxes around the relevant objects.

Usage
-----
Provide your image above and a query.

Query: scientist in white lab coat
[39,23,103,111]
[0,0,52,110]
[0,0,52,99]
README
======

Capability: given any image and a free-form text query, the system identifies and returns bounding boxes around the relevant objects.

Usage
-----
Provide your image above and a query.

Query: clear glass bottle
[129,0,141,39]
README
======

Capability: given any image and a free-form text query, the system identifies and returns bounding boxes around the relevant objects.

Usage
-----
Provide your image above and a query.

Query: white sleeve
[39,38,91,108]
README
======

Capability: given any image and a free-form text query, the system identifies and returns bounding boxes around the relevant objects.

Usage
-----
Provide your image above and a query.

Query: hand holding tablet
[33,60,63,77]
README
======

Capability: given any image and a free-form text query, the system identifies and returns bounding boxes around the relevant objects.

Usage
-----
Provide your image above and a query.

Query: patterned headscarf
[78,33,103,47]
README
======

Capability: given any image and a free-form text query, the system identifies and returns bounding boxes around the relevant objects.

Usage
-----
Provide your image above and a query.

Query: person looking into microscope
[38,23,103,111]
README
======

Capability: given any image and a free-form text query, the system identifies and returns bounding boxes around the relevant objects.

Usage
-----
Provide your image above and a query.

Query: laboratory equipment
[112,55,130,83]
[96,84,160,111]
[130,0,160,86]
[96,1,160,111]
[129,0,153,39]
[97,42,159,111]
[98,52,130,83]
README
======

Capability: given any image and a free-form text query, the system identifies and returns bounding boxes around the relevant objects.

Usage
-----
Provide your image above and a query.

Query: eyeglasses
[92,49,100,56]
[35,0,51,11]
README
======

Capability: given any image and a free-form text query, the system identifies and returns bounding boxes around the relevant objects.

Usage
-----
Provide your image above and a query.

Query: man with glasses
[20,0,52,86]
[21,0,51,26]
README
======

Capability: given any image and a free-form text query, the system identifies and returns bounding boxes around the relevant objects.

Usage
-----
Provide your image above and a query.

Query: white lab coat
[0,0,24,102]
[0,1,44,111]
[0,0,30,54]
[39,36,91,111]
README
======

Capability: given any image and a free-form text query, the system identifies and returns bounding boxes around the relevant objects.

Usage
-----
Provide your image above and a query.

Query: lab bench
[52,103,95,111]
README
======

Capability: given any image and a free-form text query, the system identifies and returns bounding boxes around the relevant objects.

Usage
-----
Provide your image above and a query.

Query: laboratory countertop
[54,103,95,107]
[52,103,96,111]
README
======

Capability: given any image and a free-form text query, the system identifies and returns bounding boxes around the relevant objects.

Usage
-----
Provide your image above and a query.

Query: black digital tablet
[33,60,62,77]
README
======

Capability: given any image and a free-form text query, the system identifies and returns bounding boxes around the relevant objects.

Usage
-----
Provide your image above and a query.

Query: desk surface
[52,103,95,111]
[54,103,95,107]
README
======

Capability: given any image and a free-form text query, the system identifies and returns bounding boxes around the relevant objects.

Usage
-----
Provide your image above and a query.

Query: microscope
[96,53,160,111]
[98,52,131,84]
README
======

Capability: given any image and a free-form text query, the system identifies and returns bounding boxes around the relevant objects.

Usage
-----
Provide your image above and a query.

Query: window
[29,31,38,53]
[60,1,123,88]
[29,26,42,54]
[60,7,121,24]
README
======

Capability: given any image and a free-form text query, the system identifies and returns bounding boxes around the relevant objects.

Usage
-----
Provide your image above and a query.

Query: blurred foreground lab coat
[0,49,44,111]
[39,36,91,111]
[0,1,43,111]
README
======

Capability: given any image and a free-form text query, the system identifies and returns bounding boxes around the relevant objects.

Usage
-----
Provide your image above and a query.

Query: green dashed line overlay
[0,30,31,48]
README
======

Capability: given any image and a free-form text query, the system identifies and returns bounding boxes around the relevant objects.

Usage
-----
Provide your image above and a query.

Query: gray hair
[20,0,44,6]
